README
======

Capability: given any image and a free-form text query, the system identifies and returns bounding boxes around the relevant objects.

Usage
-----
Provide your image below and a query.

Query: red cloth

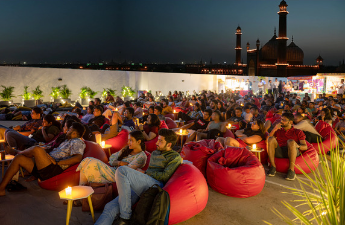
[275,127,306,147]
[143,125,159,136]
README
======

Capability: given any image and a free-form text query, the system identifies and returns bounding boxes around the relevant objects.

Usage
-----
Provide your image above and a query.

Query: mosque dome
[286,38,304,65]
[260,33,278,64]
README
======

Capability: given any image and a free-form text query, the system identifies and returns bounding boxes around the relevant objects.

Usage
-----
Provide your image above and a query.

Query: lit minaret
[276,0,289,65]
[235,26,242,65]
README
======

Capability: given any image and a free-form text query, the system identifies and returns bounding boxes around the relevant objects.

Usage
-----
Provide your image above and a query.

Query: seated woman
[139,114,160,141]
[76,130,147,185]
[81,105,95,124]
[168,96,176,108]
[217,100,226,113]
[133,102,143,119]
[313,108,332,126]
[143,96,155,109]
[105,92,115,103]
[161,99,173,115]
[5,114,61,153]
[194,110,226,141]
[217,120,266,148]
[177,102,203,122]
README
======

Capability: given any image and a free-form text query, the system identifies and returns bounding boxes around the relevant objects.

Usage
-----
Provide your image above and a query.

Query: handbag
[82,183,113,212]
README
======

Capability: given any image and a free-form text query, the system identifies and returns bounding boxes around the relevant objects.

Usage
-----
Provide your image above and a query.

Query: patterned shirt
[20,119,42,132]
[49,138,86,170]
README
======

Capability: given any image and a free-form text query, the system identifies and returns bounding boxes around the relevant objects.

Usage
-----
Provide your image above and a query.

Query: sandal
[6,180,27,192]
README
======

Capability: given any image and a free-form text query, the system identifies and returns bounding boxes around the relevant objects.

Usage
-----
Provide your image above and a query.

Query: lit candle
[65,186,72,196]
[253,144,256,150]
[101,141,105,147]
[227,123,231,129]
[179,129,182,134]
[57,116,61,120]
[174,109,176,113]
[115,108,118,111]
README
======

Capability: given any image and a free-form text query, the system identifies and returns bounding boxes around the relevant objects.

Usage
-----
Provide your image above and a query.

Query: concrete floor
[0,121,313,225]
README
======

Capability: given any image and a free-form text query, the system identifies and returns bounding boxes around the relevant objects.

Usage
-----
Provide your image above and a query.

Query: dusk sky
[0,0,344,66]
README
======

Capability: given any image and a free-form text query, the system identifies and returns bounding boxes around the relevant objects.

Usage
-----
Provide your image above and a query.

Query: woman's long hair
[44,114,62,131]
[118,130,146,161]
[322,108,333,121]
[148,113,161,127]
[255,120,266,134]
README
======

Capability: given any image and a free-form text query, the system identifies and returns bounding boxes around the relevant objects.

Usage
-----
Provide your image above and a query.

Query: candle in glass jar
[179,129,182,134]
[253,144,256,150]
[65,186,72,195]
[227,124,231,129]
[174,110,176,113]
[101,141,105,147]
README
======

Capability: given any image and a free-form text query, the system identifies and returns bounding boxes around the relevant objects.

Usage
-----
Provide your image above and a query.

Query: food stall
[287,75,325,101]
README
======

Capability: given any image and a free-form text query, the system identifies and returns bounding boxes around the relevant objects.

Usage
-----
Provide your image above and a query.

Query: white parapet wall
[0,66,218,103]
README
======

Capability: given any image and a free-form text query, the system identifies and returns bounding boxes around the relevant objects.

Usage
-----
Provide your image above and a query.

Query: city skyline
[0,0,344,66]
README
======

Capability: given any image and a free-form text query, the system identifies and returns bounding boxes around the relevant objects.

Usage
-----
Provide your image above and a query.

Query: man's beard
[281,123,289,127]
[66,133,72,139]
[156,144,167,151]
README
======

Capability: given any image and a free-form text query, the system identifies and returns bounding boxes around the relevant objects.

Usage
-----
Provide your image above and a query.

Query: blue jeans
[95,166,163,225]
[6,130,36,149]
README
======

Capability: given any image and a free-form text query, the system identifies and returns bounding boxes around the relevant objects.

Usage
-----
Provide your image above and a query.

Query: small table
[101,144,113,157]
[0,153,14,178]
[175,131,189,149]
[59,186,95,225]
[173,112,179,120]
[0,139,5,150]
[246,146,264,162]
[174,120,185,127]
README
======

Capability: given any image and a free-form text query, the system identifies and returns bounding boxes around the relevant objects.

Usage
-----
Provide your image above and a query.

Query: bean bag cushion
[38,141,108,191]
[274,141,319,174]
[105,129,129,156]
[165,117,178,129]
[180,139,223,177]
[207,147,265,198]
[165,114,175,120]
[223,129,235,138]
[312,120,338,154]
[163,164,208,224]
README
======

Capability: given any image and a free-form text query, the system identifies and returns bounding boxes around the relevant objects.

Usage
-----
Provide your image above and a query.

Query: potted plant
[79,86,89,105]
[0,85,15,106]
[32,85,44,106]
[21,86,35,107]
[60,85,72,103]
[50,86,61,103]
[121,86,136,101]
[86,87,98,99]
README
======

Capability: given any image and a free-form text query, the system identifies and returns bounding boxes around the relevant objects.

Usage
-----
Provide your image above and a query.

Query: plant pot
[124,97,131,101]
[61,98,71,104]
[23,100,36,107]
[0,101,10,106]
[81,99,89,105]
[53,99,61,103]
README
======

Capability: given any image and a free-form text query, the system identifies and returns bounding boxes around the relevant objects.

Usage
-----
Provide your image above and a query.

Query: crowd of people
[0,87,343,224]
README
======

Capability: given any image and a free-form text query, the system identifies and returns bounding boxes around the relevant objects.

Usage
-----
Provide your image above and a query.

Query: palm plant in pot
[86,87,98,100]
[79,86,89,105]
[50,86,61,103]
[21,86,35,107]
[60,85,72,104]
[32,85,44,106]
[0,85,15,106]
[121,86,136,101]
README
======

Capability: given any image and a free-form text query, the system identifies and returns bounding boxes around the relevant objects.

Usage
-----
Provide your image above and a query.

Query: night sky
[0,0,344,66]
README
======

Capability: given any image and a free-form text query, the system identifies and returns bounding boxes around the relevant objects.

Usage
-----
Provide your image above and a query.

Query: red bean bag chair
[273,142,319,174]
[105,129,129,156]
[165,113,175,120]
[163,164,208,224]
[180,139,223,177]
[223,129,235,138]
[207,147,265,198]
[312,120,338,154]
[38,141,108,191]
[165,117,178,129]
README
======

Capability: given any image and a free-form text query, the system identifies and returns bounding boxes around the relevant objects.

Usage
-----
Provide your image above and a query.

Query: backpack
[130,184,170,225]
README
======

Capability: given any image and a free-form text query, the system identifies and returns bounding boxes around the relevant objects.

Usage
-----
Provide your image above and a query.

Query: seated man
[122,107,136,131]
[154,106,166,122]
[0,122,86,196]
[0,107,43,140]
[183,109,212,143]
[267,113,307,181]
[88,105,108,133]
[294,113,321,143]
[229,107,243,126]
[95,129,182,225]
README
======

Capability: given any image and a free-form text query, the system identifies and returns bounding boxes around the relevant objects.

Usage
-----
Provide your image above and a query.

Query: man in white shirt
[268,80,274,95]
[258,79,264,96]
[274,78,279,97]
[294,113,321,143]
[337,79,344,97]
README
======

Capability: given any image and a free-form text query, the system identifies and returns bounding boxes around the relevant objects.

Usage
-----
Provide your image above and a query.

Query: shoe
[285,169,296,181]
[267,166,276,177]
[113,217,130,225]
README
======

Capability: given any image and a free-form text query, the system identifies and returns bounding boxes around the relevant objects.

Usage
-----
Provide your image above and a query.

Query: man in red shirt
[267,113,307,180]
